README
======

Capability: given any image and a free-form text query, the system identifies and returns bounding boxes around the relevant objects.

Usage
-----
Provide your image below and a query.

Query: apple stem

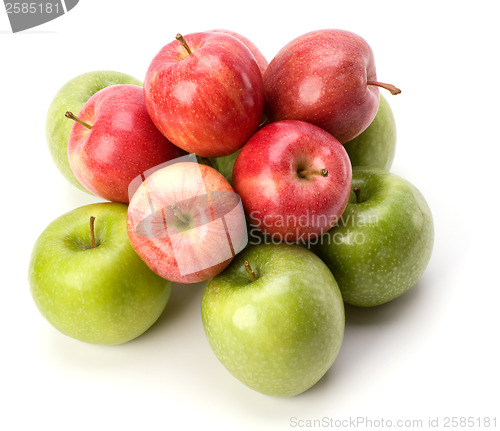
[298,168,328,178]
[176,33,192,55]
[89,216,96,248]
[65,111,92,130]
[354,187,362,204]
[244,260,257,282]
[366,81,401,95]
[170,203,188,224]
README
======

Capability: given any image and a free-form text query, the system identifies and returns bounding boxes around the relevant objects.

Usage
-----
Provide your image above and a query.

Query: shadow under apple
[344,277,427,327]
[140,281,206,336]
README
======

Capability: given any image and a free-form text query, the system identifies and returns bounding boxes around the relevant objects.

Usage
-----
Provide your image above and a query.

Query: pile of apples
[30,29,434,397]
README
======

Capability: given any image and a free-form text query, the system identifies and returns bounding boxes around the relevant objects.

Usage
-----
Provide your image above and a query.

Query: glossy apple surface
[202,243,345,397]
[67,84,186,203]
[144,32,264,157]
[127,161,247,284]
[208,29,268,74]
[343,94,397,169]
[29,202,172,345]
[232,120,352,242]
[263,29,399,143]
[46,70,142,192]
[313,167,434,307]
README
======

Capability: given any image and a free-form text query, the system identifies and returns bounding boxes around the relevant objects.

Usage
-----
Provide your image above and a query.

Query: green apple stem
[366,81,401,95]
[298,168,328,178]
[89,216,96,248]
[170,203,188,224]
[244,260,257,282]
[176,33,192,55]
[354,186,362,204]
[65,111,92,130]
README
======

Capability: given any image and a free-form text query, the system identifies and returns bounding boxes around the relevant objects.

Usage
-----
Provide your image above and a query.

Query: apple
[201,243,345,397]
[313,167,434,307]
[208,117,271,185]
[343,94,397,170]
[263,29,400,143]
[66,84,186,203]
[208,149,241,186]
[207,29,268,75]
[232,120,352,242]
[127,160,247,284]
[46,70,142,192]
[29,202,172,345]
[143,32,264,157]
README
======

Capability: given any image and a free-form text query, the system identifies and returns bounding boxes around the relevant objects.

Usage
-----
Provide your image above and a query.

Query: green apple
[201,243,345,397]
[46,71,142,192]
[208,149,241,185]
[313,167,434,307]
[29,202,171,345]
[207,117,269,185]
[343,94,397,170]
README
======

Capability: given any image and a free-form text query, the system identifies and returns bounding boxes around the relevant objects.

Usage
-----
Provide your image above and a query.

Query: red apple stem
[176,33,192,55]
[354,187,362,204]
[366,81,401,95]
[65,111,92,130]
[244,260,257,282]
[298,168,329,178]
[170,203,188,224]
[89,216,96,248]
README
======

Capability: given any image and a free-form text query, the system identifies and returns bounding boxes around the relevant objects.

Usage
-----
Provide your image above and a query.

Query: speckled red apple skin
[263,29,379,143]
[232,120,352,241]
[144,32,264,158]
[208,29,269,75]
[68,84,186,203]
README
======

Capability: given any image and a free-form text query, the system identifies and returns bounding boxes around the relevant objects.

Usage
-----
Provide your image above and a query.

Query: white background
[1,1,499,430]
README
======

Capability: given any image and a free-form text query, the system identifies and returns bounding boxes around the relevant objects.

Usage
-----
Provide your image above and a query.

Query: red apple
[207,29,268,75]
[143,32,264,158]
[127,161,247,284]
[263,29,400,143]
[232,120,352,242]
[66,84,186,203]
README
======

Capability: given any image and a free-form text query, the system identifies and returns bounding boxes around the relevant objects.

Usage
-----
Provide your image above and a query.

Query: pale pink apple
[127,162,247,284]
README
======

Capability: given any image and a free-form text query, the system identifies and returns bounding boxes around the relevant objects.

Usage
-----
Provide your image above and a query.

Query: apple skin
[209,149,241,185]
[143,32,264,158]
[207,29,268,75]
[263,29,380,143]
[202,243,345,397]
[29,203,172,345]
[46,70,142,192]
[343,94,397,170]
[208,117,271,185]
[232,120,352,242]
[127,162,247,284]
[313,167,434,307]
[67,84,186,203]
